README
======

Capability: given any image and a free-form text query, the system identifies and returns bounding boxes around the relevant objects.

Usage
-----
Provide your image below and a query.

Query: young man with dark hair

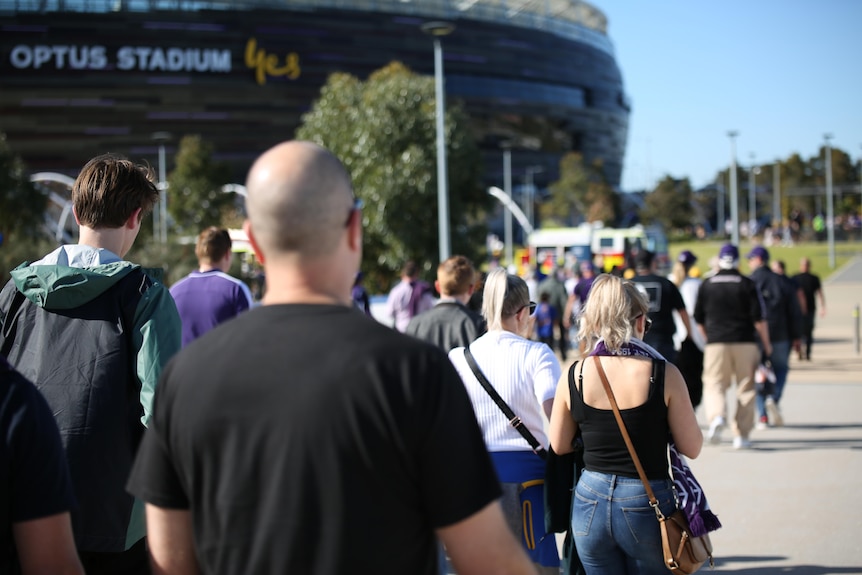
[170,226,253,346]
[406,254,485,351]
[0,153,181,574]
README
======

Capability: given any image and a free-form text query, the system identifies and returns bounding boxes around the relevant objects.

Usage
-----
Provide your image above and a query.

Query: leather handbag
[594,356,713,574]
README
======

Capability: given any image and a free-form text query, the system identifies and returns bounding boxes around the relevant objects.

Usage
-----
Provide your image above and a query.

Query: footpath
[685,256,862,574]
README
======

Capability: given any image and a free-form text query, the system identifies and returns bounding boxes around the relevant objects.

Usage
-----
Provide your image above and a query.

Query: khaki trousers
[703,342,760,440]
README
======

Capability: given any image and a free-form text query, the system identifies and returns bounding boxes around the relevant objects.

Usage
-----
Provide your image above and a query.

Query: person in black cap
[629,250,691,363]
[747,246,802,429]
[694,243,772,449]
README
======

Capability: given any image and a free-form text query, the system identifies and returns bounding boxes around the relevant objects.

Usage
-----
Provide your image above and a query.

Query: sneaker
[707,416,726,445]
[733,436,752,449]
[755,416,769,430]
[765,397,784,427]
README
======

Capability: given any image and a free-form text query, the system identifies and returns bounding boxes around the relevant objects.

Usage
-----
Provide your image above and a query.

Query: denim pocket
[621,488,675,544]
[572,491,597,537]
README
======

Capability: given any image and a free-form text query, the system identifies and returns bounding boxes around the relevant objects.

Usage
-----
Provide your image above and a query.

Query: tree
[167,135,233,237]
[541,152,619,227]
[0,133,46,240]
[640,176,694,234]
[295,61,485,290]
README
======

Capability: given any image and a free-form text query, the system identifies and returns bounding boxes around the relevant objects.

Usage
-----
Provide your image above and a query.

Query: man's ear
[347,210,362,252]
[72,206,81,225]
[434,280,442,294]
[244,220,265,265]
[126,208,143,229]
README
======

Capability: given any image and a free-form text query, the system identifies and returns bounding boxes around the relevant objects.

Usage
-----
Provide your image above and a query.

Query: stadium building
[1,0,629,192]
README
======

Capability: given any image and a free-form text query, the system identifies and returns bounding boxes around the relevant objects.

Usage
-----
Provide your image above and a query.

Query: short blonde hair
[578,274,649,353]
[437,255,476,297]
[482,268,530,331]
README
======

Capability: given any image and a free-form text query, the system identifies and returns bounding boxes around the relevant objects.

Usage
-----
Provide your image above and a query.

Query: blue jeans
[757,339,790,417]
[573,470,676,575]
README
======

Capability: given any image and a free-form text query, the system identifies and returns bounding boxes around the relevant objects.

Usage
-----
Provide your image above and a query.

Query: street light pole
[825,134,835,269]
[748,153,757,239]
[727,131,740,245]
[421,21,455,263]
[503,145,513,267]
[772,160,780,233]
[152,131,171,244]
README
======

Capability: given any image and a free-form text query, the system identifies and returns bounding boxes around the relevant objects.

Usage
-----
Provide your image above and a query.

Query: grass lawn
[668,239,862,280]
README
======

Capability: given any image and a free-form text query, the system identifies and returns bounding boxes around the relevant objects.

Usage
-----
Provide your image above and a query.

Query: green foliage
[541,152,619,227]
[0,133,47,242]
[167,135,233,237]
[295,61,486,289]
[641,176,695,233]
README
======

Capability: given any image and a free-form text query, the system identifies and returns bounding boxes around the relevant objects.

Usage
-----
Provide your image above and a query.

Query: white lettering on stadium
[10,44,231,73]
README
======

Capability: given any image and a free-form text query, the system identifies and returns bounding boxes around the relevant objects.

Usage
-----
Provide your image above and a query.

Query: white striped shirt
[450,330,561,452]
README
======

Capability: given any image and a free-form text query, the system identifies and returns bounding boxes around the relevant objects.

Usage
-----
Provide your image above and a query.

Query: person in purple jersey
[170,227,254,346]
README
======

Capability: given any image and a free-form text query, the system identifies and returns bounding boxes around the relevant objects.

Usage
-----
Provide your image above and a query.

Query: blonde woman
[450,268,561,574]
[548,274,703,575]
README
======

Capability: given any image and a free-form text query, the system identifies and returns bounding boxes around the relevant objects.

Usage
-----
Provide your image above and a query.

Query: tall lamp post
[503,144,513,266]
[772,160,781,232]
[152,131,172,244]
[825,134,835,269]
[727,131,740,245]
[748,153,759,239]
[421,21,455,263]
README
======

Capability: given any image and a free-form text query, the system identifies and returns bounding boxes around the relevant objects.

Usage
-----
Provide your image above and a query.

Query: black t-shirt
[792,272,822,314]
[630,274,685,342]
[127,304,500,575]
[694,269,765,343]
[0,357,76,572]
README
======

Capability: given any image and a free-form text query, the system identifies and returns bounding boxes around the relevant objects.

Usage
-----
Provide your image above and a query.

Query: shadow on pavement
[713,557,862,574]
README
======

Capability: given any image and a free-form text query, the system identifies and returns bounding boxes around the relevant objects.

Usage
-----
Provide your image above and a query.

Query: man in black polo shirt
[694,244,772,449]
[630,250,691,363]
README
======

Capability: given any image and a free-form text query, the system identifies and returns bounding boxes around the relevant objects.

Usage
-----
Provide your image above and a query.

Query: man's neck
[77,227,128,258]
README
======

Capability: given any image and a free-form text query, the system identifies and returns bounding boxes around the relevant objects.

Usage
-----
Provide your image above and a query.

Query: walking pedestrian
[0,153,181,573]
[548,273,702,574]
[449,268,561,574]
[792,257,826,360]
[170,226,253,347]
[694,244,772,449]
[747,247,802,428]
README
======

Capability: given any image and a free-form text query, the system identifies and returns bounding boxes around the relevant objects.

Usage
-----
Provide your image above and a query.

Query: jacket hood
[11,260,140,310]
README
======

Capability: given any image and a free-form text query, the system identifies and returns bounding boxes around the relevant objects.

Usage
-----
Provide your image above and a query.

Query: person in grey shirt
[407,255,486,351]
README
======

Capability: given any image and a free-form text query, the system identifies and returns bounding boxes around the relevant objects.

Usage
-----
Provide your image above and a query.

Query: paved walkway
[687,255,862,573]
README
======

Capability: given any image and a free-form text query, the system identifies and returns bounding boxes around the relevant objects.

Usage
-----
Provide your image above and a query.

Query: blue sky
[597,0,862,192]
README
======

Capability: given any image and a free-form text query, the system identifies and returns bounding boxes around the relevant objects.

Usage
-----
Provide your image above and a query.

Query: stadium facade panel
[0,0,629,191]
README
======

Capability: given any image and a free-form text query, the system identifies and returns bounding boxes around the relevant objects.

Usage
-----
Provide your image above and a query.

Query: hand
[820,307,826,317]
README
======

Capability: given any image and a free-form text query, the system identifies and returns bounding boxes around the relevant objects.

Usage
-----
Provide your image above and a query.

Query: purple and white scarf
[591,338,722,537]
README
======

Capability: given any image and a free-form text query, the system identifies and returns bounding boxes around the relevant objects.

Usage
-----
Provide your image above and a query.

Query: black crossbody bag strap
[463,347,547,460]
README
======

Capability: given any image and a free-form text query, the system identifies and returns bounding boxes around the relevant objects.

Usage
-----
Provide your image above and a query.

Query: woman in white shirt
[449,268,561,575]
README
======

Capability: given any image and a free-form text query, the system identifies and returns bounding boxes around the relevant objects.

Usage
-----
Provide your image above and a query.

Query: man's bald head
[245,141,355,261]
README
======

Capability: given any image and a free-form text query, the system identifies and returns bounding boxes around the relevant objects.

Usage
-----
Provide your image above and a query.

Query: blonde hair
[482,268,530,331]
[578,274,649,353]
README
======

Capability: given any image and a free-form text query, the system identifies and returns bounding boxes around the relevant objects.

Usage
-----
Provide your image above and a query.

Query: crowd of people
[0,140,827,574]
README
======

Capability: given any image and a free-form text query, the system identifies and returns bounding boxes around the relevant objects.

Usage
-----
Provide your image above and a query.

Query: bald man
[127,141,538,575]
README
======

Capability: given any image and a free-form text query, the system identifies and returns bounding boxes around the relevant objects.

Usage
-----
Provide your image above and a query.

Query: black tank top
[570,357,670,479]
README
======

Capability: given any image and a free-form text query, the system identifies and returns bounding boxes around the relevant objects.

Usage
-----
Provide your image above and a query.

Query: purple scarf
[592,338,722,537]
